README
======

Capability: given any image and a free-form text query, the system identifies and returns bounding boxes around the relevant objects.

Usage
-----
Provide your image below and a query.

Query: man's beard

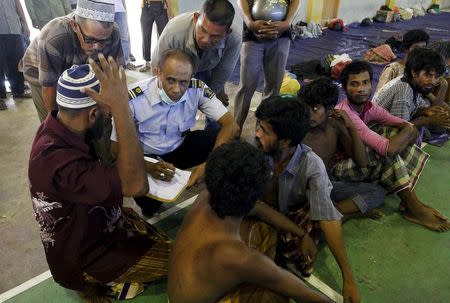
[85,113,108,143]
[255,137,279,156]
[417,85,435,96]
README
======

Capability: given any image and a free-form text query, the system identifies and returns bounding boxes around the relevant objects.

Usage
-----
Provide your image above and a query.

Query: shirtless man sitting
[301,78,386,220]
[168,140,331,303]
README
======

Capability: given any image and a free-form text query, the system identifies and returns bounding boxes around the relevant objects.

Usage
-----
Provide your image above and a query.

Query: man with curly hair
[168,140,331,303]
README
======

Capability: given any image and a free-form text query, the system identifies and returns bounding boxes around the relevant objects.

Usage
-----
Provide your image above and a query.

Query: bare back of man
[168,191,245,303]
[168,191,331,303]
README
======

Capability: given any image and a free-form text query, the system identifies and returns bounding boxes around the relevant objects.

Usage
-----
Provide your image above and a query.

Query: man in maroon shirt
[28,56,171,301]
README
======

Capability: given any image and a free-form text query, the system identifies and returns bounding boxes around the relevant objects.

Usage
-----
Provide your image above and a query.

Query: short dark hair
[205,140,270,219]
[298,77,339,110]
[201,0,235,28]
[158,48,195,71]
[255,96,310,146]
[402,29,430,51]
[340,60,373,89]
[404,47,446,80]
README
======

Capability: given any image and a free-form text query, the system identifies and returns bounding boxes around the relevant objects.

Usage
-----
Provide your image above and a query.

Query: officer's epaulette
[189,79,215,99]
[128,86,144,100]
[189,79,206,89]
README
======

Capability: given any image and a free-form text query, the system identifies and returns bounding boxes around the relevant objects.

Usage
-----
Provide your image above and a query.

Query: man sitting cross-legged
[110,48,239,216]
[335,60,450,232]
[254,97,361,302]
[168,140,332,303]
[301,78,386,220]
[28,57,171,302]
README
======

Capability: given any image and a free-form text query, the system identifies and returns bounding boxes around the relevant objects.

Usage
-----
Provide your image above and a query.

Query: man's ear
[280,138,291,149]
[87,107,97,124]
[69,19,78,32]
[193,12,200,24]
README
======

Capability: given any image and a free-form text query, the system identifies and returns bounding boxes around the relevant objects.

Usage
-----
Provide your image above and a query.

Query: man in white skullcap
[29,58,171,301]
[22,0,125,163]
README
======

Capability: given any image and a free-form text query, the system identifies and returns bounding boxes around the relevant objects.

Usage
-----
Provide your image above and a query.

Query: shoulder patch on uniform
[128,86,144,100]
[189,79,215,99]
[203,87,215,99]
[189,79,206,89]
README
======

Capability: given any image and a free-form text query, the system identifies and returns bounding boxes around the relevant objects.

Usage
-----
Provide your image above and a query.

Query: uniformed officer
[111,48,239,216]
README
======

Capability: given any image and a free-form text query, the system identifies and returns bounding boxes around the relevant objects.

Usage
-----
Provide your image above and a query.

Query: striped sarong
[331,126,429,194]
[82,208,171,301]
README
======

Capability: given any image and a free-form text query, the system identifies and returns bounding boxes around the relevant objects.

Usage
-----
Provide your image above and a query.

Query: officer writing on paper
[111,49,239,216]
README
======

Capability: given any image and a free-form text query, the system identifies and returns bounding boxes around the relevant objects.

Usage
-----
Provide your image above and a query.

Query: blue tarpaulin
[229,12,450,100]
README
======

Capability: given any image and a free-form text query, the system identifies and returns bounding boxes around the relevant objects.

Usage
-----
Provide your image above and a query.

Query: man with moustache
[374,47,450,131]
[151,0,241,107]
[28,59,171,301]
[22,0,124,165]
[334,60,450,232]
[22,0,124,123]
[254,96,361,303]
[111,49,239,216]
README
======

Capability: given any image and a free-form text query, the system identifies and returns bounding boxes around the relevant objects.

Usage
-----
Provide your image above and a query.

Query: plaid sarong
[82,208,171,301]
[279,205,322,275]
[331,126,430,194]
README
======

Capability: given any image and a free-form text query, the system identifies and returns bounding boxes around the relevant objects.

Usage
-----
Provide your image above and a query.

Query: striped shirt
[22,13,124,86]
[373,76,430,121]
[268,144,342,221]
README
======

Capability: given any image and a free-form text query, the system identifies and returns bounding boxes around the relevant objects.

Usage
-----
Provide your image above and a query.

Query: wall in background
[177,0,448,26]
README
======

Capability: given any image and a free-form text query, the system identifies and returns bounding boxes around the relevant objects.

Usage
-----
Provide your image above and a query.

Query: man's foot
[139,62,151,73]
[12,90,32,99]
[125,63,136,70]
[0,99,7,110]
[403,203,450,232]
[365,208,384,220]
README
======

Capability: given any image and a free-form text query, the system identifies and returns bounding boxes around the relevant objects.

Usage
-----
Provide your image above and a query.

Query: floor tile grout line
[0,271,52,302]
[288,264,343,303]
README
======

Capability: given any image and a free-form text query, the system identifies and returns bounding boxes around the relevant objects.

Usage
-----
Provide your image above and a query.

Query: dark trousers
[0,35,25,97]
[134,128,219,213]
[141,2,168,61]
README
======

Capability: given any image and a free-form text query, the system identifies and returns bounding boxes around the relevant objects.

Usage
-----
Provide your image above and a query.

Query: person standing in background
[0,0,31,110]
[112,0,135,69]
[139,0,173,72]
[234,0,300,135]
[25,0,72,30]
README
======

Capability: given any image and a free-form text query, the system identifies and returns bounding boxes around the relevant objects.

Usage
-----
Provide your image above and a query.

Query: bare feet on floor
[402,202,450,232]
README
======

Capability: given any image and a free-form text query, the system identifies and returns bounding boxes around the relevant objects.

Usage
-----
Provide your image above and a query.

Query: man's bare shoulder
[329,117,346,133]
[205,238,282,286]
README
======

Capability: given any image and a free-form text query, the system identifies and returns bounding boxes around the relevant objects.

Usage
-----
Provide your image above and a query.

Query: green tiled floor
[5,144,450,303]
